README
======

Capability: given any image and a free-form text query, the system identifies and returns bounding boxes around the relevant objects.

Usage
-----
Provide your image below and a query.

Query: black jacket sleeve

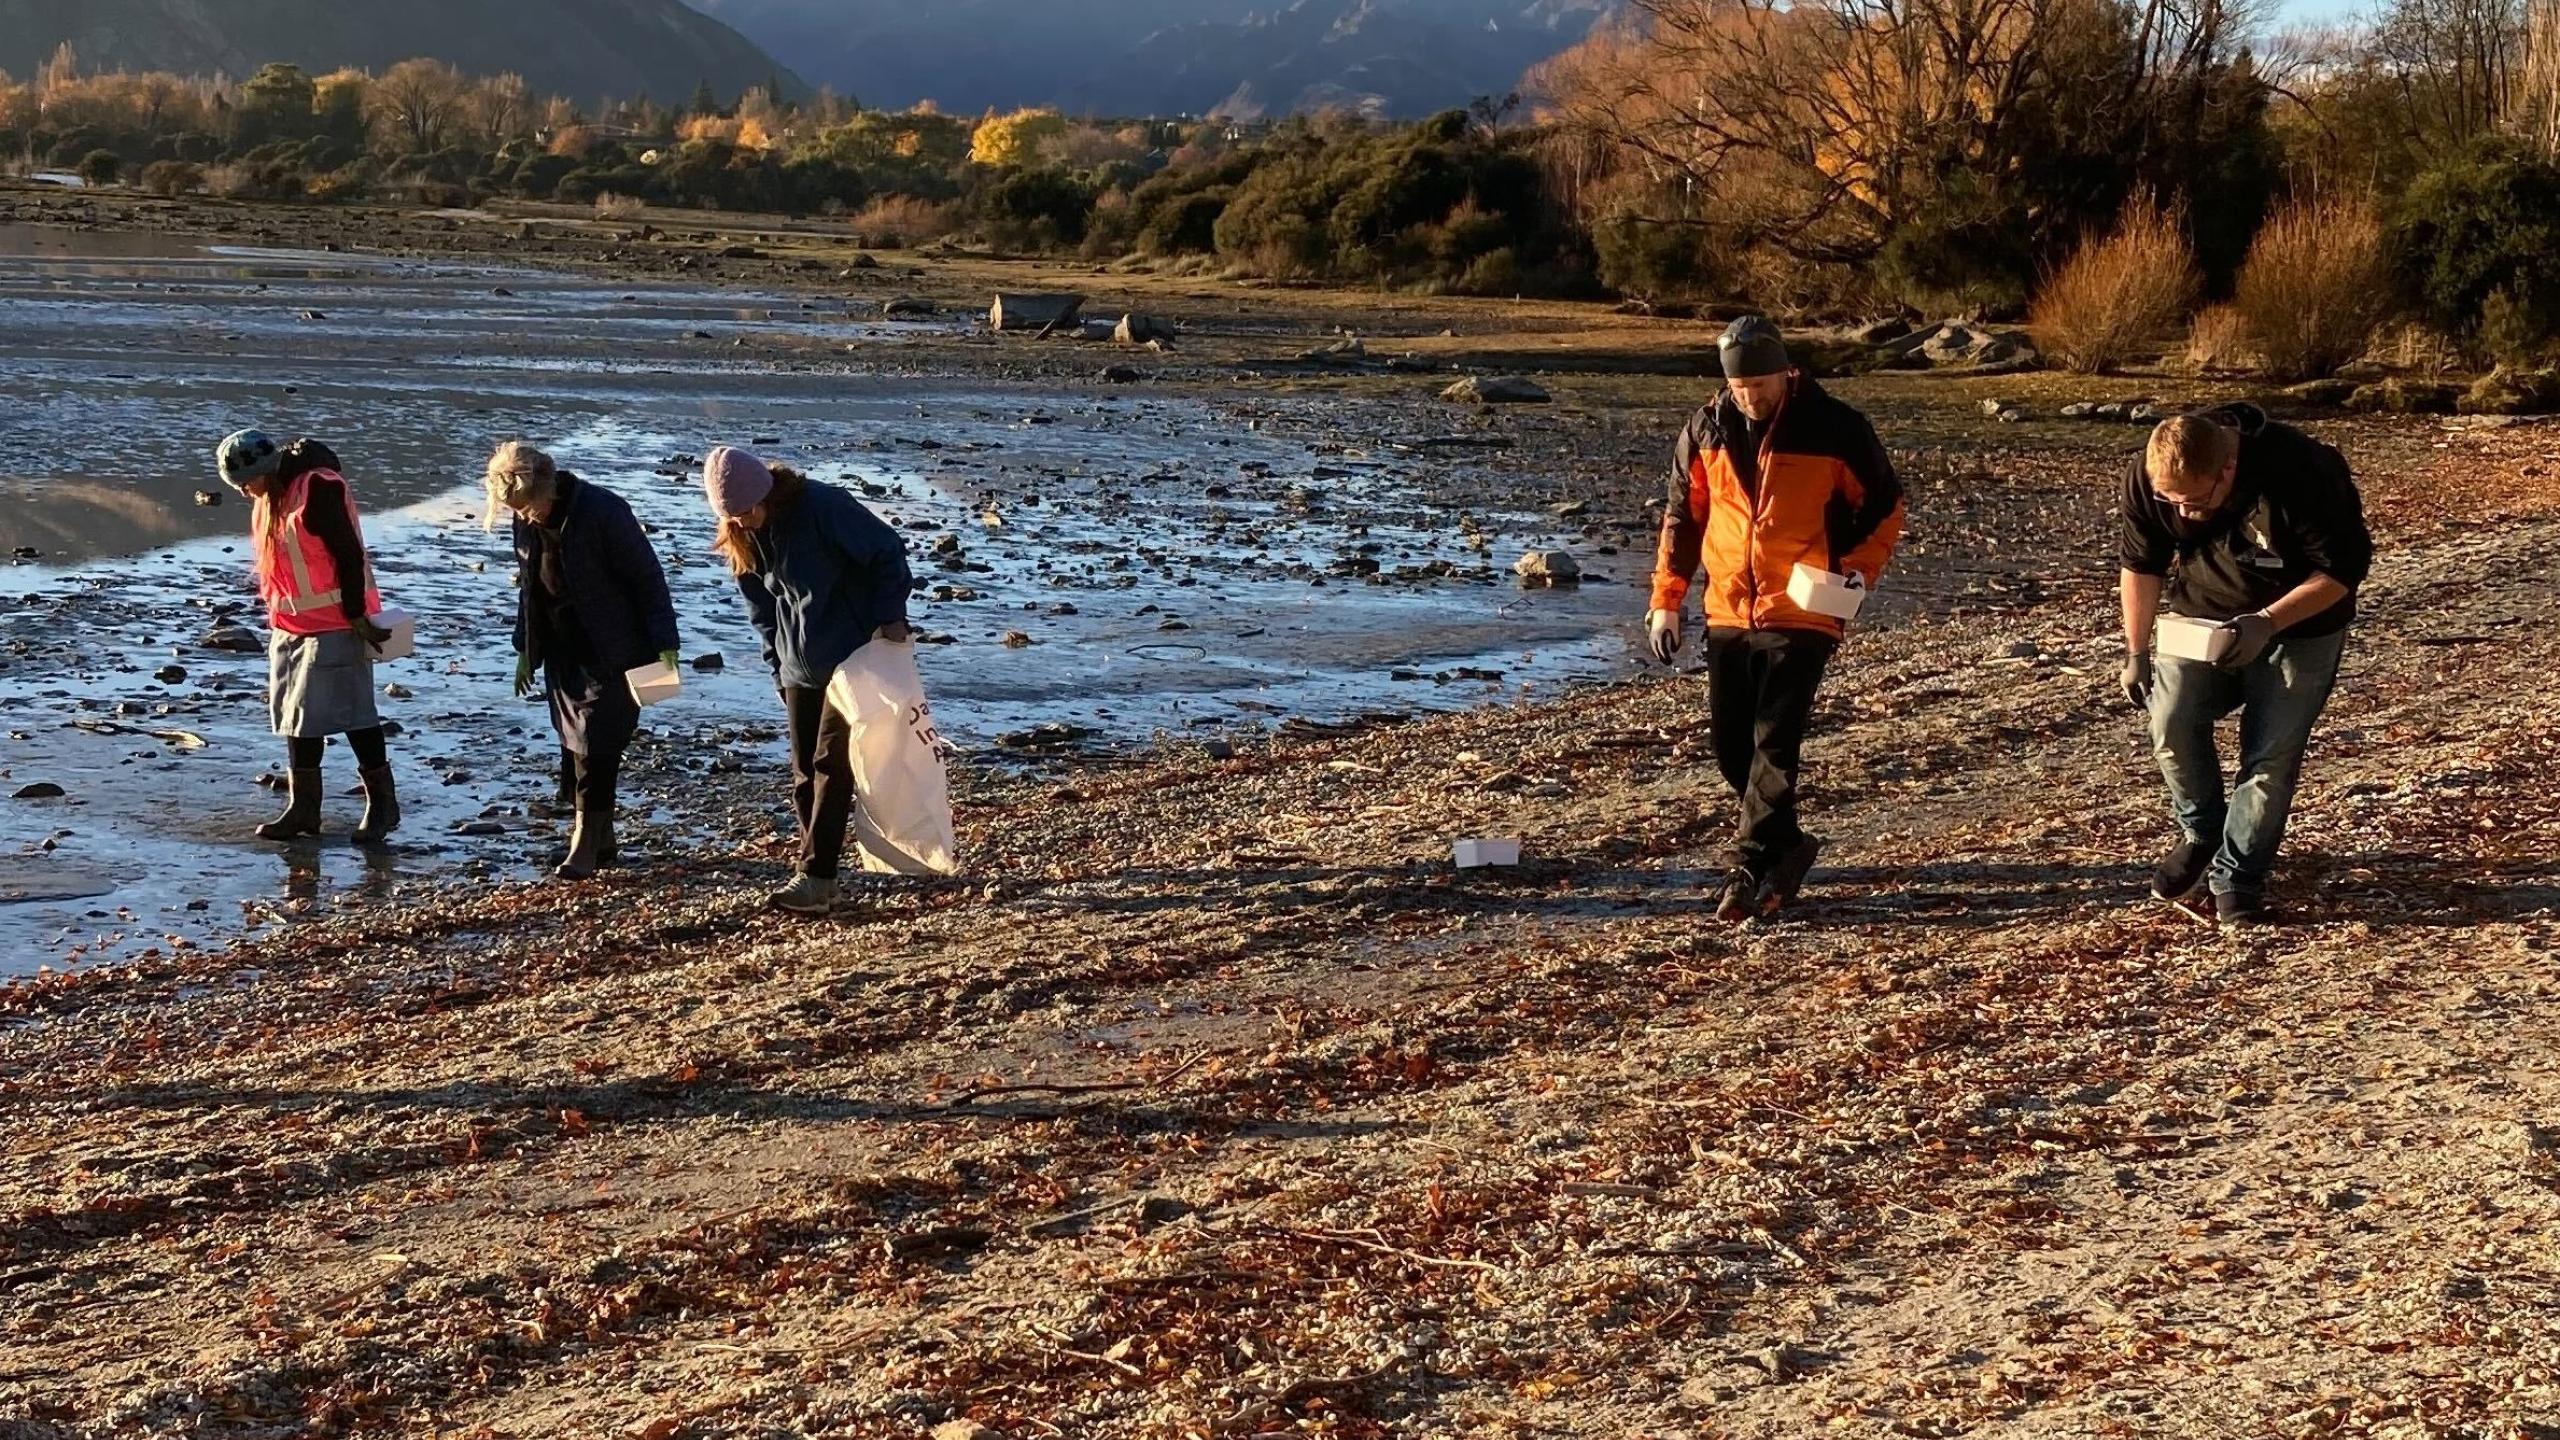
[299,475,373,626]
[2118,455,2175,576]
[2280,438,2373,591]
[605,498,681,655]
[1827,407,1902,558]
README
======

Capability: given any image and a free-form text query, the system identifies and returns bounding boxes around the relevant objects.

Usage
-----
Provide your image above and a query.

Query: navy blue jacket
[738,480,913,690]
[511,474,679,674]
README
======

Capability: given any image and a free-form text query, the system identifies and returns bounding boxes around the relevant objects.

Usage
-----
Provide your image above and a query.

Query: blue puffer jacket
[737,479,913,690]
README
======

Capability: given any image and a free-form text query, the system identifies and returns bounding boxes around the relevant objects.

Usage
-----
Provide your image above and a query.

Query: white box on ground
[626,659,683,706]
[1787,564,1868,620]
[2156,614,2237,663]
[1453,838,1523,869]
[371,607,415,661]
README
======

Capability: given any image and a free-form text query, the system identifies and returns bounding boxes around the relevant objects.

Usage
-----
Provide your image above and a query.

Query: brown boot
[255,767,324,841]
[351,764,401,844]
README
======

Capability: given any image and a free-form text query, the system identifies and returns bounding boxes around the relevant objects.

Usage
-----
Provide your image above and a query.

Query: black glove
[2219,612,2276,670]
[351,613,392,654]
[2120,651,2154,710]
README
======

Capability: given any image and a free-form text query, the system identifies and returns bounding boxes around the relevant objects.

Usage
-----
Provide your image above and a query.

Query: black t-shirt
[2119,406,2373,638]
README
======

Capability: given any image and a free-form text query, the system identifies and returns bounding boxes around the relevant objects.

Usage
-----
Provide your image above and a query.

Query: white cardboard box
[1452,838,1523,869]
[1788,564,1868,620]
[2156,614,2237,663]
[625,660,684,707]
[372,607,415,661]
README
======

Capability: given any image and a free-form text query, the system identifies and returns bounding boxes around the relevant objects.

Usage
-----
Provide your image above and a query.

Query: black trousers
[782,685,856,879]
[1704,627,1836,873]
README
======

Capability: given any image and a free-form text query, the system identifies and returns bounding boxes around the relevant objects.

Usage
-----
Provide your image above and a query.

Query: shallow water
[0,228,1640,976]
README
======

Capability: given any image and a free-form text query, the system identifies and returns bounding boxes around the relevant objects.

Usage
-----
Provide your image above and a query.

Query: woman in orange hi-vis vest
[1645,317,1905,923]
[215,429,402,844]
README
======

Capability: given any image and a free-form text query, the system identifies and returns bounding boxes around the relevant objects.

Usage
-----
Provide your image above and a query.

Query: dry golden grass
[2232,193,2393,381]
[2186,302,2254,374]
[2028,191,2200,374]
[850,195,959,248]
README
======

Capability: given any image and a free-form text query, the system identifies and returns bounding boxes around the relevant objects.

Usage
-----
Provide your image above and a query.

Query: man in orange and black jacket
[1647,317,1906,922]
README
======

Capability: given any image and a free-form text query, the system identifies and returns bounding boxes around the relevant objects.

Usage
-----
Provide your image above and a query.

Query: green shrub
[2478,287,2548,367]
[513,152,581,199]
[1592,209,1727,302]
[1874,182,2037,317]
[980,167,1097,250]
[1210,112,1572,292]
[2388,140,2560,353]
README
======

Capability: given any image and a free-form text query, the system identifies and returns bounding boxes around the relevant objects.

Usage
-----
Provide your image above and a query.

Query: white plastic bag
[825,638,961,876]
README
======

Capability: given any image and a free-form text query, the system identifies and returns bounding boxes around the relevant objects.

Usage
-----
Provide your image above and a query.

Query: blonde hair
[2146,415,2238,490]
[482,441,559,531]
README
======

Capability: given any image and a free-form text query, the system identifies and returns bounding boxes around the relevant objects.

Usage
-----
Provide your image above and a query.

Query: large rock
[989,292,1085,332]
[2457,366,2560,416]
[1300,336,1367,365]
[1444,376,1551,405]
[1513,550,1581,587]
[2282,378,2359,408]
[2347,378,2460,415]
[1115,313,1177,346]
[197,623,262,653]
[881,296,937,318]
[1887,321,2040,373]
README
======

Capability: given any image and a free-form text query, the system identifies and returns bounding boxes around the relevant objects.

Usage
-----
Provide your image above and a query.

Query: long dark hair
[712,464,808,576]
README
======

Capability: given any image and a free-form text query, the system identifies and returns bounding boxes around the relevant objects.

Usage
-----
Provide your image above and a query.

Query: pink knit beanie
[703,446,775,516]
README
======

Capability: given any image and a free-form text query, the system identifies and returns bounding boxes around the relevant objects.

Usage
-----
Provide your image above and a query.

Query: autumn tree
[969,107,1068,168]
[368,58,469,153]
[1532,0,2269,306]
[313,69,371,146]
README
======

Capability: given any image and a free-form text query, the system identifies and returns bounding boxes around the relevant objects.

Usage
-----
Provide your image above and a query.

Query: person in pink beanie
[704,446,914,914]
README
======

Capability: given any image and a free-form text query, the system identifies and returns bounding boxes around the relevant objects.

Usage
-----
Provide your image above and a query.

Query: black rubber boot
[352,764,401,844]
[557,750,619,878]
[556,805,615,880]
[255,767,324,841]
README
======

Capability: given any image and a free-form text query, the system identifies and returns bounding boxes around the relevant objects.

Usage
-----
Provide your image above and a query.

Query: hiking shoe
[1756,836,1826,919]
[2214,891,2271,931]
[2150,839,2213,902]
[1714,869,1758,924]
[772,873,840,915]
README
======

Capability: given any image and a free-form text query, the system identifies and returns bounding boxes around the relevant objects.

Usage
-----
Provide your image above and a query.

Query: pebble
[155,665,187,684]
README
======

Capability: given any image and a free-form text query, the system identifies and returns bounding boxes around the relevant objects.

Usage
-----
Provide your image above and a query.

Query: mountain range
[681,0,1618,118]
[0,0,799,105]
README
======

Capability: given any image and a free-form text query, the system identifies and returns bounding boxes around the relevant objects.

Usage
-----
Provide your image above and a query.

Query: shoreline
[4,193,2559,1438]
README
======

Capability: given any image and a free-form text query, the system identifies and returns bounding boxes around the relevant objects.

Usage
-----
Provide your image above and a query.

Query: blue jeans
[2150,630,2347,899]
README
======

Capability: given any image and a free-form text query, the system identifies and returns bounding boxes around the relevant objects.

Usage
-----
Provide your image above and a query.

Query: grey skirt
[268,629,382,738]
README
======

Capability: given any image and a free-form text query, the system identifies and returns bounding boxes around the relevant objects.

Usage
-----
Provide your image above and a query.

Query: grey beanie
[1718,315,1790,379]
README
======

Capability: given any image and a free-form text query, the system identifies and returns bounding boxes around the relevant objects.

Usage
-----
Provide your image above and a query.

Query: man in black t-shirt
[2118,407,2373,929]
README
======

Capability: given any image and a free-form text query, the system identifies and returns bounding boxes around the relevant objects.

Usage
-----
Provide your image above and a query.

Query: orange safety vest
[1651,379,1905,639]
[255,468,380,636]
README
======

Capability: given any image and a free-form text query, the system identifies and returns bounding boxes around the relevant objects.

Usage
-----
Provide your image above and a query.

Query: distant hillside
[682,0,1617,118]
[0,0,802,104]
